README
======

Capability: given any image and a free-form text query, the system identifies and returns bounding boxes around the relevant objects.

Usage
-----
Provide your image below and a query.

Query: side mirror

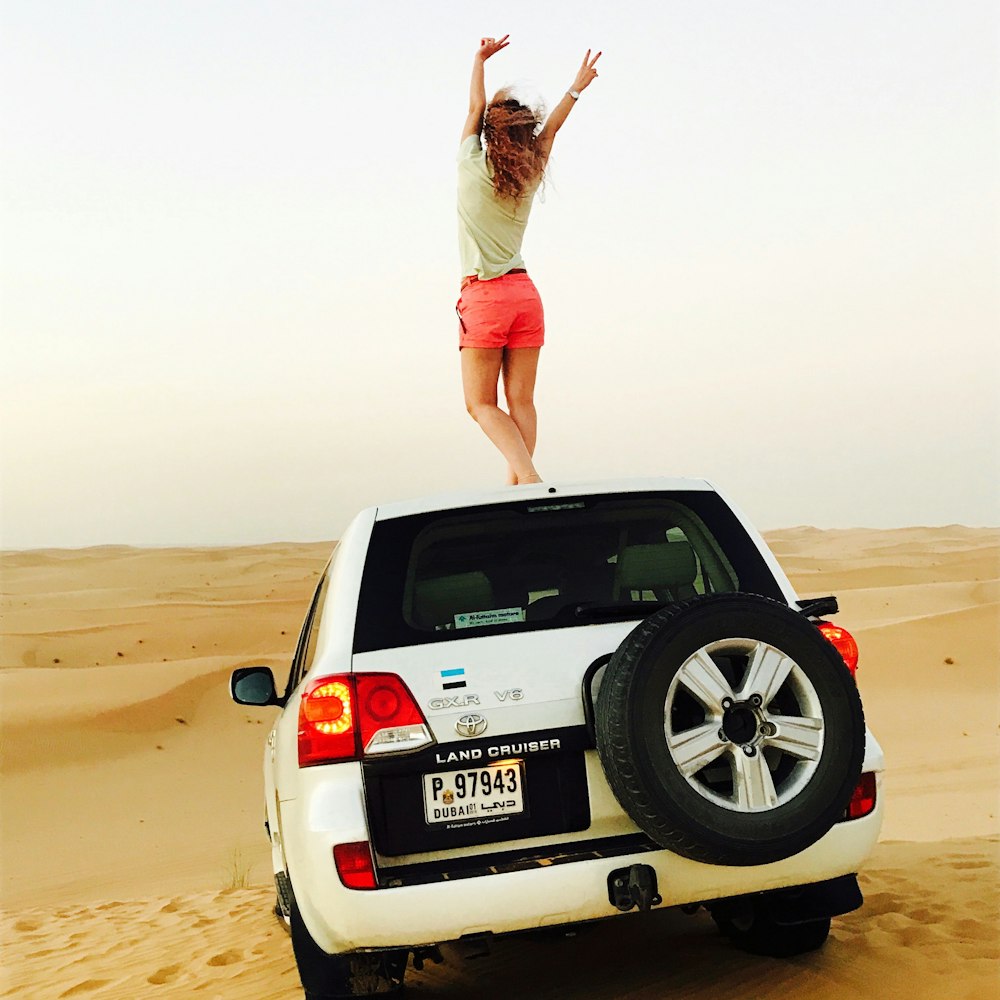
[231,666,280,707]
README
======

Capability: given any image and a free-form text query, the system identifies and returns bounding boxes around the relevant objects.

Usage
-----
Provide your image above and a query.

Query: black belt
[461,268,527,290]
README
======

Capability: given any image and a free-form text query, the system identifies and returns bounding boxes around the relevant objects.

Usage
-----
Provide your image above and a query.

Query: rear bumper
[288,773,885,953]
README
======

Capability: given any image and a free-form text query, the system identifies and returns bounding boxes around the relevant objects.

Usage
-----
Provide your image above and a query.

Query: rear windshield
[354,491,783,653]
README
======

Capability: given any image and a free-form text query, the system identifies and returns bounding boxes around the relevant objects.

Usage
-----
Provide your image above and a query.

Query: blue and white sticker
[440,667,466,690]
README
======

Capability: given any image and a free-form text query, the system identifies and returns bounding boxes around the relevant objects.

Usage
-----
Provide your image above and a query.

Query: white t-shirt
[457,134,539,280]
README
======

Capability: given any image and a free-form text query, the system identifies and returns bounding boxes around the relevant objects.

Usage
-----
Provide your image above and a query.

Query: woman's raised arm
[537,49,602,157]
[461,35,510,142]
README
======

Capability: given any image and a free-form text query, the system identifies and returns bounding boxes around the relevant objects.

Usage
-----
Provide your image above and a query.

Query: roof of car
[371,477,716,521]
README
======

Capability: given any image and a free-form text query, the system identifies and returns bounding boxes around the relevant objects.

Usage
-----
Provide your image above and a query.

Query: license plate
[423,761,526,825]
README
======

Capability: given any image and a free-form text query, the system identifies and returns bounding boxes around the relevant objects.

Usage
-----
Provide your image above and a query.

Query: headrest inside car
[617,541,697,592]
[413,571,494,629]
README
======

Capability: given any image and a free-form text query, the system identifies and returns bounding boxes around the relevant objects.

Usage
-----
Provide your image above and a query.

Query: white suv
[231,478,884,999]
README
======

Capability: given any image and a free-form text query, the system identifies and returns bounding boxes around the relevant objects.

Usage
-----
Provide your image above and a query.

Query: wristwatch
[568,89,580,100]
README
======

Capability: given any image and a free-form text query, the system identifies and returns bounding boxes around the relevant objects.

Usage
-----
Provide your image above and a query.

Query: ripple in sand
[58,981,112,997]
[206,948,243,967]
[147,964,181,985]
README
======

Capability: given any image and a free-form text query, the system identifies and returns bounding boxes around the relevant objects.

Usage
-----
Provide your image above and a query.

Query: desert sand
[1,527,997,999]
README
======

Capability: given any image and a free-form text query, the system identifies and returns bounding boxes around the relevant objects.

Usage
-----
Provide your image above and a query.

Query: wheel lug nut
[718,729,728,742]
[742,745,756,757]
[722,698,733,710]
[749,694,763,707]
[760,722,776,737]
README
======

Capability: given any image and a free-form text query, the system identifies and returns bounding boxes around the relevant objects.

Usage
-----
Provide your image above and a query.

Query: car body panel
[289,769,884,954]
[352,620,635,736]
[369,477,717,522]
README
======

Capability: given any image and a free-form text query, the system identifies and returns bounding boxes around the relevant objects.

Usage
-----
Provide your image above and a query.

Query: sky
[2,0,998,548]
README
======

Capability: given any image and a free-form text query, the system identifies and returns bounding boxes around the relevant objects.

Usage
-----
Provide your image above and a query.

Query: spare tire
[595,593,865,866]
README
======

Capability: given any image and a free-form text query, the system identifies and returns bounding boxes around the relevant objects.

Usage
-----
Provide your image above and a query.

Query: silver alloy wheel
[663,637,825,813]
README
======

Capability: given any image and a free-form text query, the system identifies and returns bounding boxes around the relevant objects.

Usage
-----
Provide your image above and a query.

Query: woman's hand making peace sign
[570,49,602,93]
[477,35,510,62]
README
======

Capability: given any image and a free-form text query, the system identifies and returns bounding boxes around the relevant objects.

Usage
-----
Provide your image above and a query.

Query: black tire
[595,593,864,866]
[712,902,831,957]
[290,894,406,998]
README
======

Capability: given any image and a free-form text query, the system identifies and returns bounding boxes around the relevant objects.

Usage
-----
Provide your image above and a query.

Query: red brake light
[845,772,877,820]
[817,621,859,678]
[298,674,358,766]
[333,841,378,890]
[298,672,432,766]
[356,674,427,753]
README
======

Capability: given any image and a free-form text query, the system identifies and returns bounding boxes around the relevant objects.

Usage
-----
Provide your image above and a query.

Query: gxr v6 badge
[494,688,524,702]
[428,694,480,711]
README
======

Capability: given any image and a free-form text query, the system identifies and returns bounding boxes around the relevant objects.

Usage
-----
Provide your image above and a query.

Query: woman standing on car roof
[457,35,601,485]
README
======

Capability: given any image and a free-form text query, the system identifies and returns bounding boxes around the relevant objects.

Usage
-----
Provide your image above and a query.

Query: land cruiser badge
[455,713,487,738]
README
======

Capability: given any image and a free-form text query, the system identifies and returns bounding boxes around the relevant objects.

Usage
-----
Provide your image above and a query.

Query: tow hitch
[608,864,661,912]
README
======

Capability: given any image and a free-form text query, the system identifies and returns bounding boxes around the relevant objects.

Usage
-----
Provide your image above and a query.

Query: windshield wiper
[574,600,667,621]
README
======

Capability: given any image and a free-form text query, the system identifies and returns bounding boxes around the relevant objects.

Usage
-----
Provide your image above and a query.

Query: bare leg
[502,348,540,484]
[462,347,539,483]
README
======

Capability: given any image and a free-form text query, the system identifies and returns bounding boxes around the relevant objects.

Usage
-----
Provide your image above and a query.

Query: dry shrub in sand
[222,848,254,892]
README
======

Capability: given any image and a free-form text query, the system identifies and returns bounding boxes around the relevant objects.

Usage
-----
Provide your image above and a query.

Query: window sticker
[455,608,525,629]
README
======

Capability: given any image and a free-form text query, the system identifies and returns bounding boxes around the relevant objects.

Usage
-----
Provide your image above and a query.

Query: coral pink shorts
[456,270,545,350]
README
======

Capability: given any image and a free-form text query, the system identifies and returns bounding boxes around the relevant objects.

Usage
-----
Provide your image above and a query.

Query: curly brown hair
[482,90,547,202]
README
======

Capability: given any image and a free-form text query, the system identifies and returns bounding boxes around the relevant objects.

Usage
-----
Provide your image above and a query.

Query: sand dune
[2,527,998,998]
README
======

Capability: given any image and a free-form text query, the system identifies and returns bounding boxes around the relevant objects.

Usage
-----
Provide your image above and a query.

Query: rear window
[354,491,783,653]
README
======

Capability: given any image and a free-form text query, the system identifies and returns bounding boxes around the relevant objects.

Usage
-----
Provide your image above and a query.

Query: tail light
[817,621,859,678]
[355,674,431,755]
[845,772,877,820]
[298,673,433,767]
[333,841,378,890]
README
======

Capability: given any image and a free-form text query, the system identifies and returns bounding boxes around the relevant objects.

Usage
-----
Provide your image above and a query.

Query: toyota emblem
[455,713,487,738]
